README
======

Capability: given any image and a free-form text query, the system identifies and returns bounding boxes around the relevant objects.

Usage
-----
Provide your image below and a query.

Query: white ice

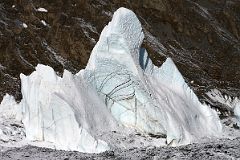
[81,7,222,145]
[206,89,240,122]
[0,94,21,120]
[18,64,119,153]
[0,94,25,146]
[0,7,223,152]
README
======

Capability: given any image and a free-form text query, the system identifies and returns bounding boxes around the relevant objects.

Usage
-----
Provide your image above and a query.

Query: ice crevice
[0,7,222,153]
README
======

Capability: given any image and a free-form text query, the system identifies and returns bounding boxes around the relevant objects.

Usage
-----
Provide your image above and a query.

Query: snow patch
[40,20,47,26]
[37,8,48,12]
[22,23,28,28]
[42,41,65,66]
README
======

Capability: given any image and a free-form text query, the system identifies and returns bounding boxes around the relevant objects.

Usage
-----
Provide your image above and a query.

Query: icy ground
[0,138,240,160]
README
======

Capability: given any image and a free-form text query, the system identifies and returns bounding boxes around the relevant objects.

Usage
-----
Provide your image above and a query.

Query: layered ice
[0,7,222,152]
[81,7,222,145]
[19,65,118,153]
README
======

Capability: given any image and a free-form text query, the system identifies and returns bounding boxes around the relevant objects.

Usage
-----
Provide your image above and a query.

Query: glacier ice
[0,94,25,145]
[0,94,21,120]
[81,7,222,145]
[0,7,223,152]
[206,89,240,122]
[235,104,240,122]
[19,64,118,153]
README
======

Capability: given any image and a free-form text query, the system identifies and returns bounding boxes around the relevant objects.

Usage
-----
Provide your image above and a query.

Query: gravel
[0,138,239,160]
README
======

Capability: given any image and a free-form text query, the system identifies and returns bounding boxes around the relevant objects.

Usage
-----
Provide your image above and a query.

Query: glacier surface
[0,7,222,152]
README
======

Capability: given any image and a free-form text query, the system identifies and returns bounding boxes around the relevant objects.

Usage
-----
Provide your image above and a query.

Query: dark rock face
[0,0,239,113]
